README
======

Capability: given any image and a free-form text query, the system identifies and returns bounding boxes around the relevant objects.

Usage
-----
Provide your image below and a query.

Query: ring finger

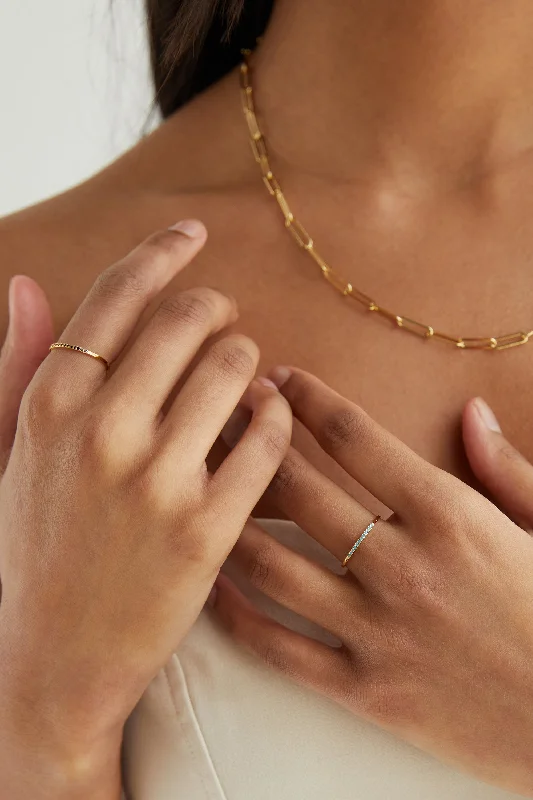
[267,447,402,582]
[105,286,238,420]
[229,519,369,640]
[158,334,259,464]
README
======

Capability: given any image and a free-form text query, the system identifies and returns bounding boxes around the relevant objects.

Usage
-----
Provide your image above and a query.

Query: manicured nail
[269,366,291,388]
[475,397,501,433]
[256,376,278,390]
[221,406,249,448]
[168,219,206,238]
[206,585,217,608]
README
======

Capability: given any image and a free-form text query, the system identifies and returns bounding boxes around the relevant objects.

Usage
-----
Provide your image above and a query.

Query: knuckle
[93,262,151,302]
[320,406,369,452]
[363,682,402,724]
[498,443,526,467]
[284,373,313,408]
[413,469,463,524]
[256,418,290,461]
[170,515,213,566]
[391,559,443,609]
[269,451,304,495]
[77,410,125,471]
[135,467,173,515]
[157,291,212,327]
[391,558,421,594]
[246,542,284,595]
[20,383,64,434]
[209,337,256,380]
[258,637,293,676]
[80,411,114,452]
[172,529,210,566]
[191,286,230,309]
[134,475,208,563]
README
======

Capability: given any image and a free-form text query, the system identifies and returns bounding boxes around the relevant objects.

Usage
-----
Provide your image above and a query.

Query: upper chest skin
[2,180,533,497]
[3,97,533,507]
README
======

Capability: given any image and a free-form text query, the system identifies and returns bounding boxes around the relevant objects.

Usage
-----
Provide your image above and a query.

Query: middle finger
[106,286,237,420]
[159,333,259,464]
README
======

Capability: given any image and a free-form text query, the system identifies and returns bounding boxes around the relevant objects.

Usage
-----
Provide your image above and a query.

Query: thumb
[0,276,54,473]
[463,397,533,528]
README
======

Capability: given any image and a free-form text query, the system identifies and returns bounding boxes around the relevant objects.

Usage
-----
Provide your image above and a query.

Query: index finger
[270,367,430,514]
[44,221,207,397]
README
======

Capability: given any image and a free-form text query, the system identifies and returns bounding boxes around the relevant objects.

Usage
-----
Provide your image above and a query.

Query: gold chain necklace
[239,50,533,352]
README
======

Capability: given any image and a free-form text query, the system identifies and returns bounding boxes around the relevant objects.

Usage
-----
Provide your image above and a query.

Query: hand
[0,224,292,800]
[214,368,533,797]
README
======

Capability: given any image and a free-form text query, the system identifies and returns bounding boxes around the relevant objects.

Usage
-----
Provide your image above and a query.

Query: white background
[0,0,154,216]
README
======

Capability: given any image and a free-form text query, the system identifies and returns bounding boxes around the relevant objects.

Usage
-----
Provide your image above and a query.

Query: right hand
[0,222,292,792]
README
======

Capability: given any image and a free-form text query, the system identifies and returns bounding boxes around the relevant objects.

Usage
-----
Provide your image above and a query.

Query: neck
[255,0,533,189]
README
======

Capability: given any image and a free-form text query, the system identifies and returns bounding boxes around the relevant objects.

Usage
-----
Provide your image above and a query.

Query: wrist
[0,699,123,799]
[0,650,124,799]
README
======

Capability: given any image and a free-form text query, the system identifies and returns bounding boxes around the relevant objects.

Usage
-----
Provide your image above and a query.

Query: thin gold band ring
[342,515,382,567]
[49,342,110,371]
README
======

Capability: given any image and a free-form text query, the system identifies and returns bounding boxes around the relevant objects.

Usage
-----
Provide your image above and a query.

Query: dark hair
[146,0,274,118]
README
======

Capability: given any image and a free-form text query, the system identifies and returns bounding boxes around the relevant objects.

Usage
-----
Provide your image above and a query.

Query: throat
[253,0,533,189]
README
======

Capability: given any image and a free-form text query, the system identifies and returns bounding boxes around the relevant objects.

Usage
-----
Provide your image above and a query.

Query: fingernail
[256,376,278,390]
[221,406,249,448]
[206,585,217,608]
[475,397,501,433]
[168,219,206,239]
[269,366,291,389]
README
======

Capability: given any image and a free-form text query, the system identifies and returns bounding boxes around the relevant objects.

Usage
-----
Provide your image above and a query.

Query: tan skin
[4,0,533,484]
[3,0,533,796]
[0,233,294,800]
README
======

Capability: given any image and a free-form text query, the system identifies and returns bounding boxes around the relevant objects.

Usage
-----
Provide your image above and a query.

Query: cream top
[123,520,522,800]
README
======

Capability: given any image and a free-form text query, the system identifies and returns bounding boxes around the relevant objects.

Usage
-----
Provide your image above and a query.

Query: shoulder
[0,187,92,271]
[0,142,201,337]
[0,180,137,337]
[0,195,74,336]
[0,74,256,337]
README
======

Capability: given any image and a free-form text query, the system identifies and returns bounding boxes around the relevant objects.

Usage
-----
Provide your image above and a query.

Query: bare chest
[8,186,533,492]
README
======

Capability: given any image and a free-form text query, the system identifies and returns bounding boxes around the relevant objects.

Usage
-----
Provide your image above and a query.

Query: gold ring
[49,342,110,370]
[342,515,382,567]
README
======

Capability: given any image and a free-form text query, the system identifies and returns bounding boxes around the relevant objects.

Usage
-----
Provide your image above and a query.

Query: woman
[1,0,533,797]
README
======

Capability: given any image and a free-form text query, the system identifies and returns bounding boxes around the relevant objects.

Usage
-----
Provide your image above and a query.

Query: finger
[106,287,238,419]
[0,277,54,472]
[269,446,382,565]
[267,448,402,586]
[229,519,364,639]
[209,381,292,530]
[463,397,533,528]
[221,385,397,571]
[211,574,350,696]
[44,222,207,400]
[270,367,429,514]
[158,334,258,463]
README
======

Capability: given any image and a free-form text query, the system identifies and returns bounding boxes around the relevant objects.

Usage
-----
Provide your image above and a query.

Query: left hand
[213,368,533,797]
